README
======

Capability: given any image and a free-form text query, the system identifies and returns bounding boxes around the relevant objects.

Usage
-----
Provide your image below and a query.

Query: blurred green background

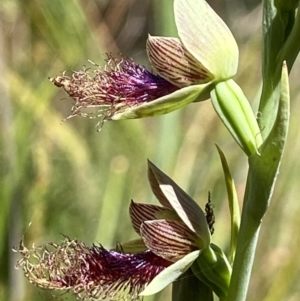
[1,0,300,300]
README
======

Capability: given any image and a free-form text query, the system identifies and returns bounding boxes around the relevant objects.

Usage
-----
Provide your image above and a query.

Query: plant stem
[226,208,261,301]
[227,63,290,301]
[226,0,298,298]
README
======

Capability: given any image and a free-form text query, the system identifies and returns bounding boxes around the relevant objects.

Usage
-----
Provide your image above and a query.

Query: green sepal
[140,250,200,296]
[211,79,263,156]
[174,0,239,80]
[111,83,210,120]
[216,145,240,263]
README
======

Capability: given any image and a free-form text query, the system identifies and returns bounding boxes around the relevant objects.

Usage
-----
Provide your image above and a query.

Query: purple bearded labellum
[50,54,179,122]
[16,237,171,301]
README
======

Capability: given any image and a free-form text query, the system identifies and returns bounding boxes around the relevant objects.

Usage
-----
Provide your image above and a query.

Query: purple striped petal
[130,201,167,233]
[140,220,198,262]
[147,36,213,87]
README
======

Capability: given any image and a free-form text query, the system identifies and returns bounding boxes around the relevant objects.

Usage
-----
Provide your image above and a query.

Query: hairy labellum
[16,238,171,301]
[50,55,178,121]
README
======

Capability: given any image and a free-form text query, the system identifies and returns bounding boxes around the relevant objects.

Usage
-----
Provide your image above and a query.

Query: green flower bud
[211,79,263,156]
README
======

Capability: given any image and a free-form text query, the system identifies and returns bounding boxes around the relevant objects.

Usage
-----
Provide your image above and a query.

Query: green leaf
[258,0,297,138]
[140,250,200,296]
[216,145,240,263]
[248,62,290,220]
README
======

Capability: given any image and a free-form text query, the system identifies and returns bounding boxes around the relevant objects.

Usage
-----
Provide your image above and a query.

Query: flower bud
[211,79,263,156]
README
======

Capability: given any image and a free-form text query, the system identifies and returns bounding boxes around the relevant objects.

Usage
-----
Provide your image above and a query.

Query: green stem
[226,162,268,301]
[227,2,297,297]
[227,64,290,301]
[222,2,297,300]
[226,211,261,301]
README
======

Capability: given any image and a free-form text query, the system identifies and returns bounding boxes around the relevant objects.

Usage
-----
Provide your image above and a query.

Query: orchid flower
[16,161,217,300]
[51,0,262,155]
[50,0,237,121]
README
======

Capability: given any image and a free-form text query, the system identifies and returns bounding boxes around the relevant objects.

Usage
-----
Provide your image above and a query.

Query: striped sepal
[148,160,173,209]
[130,200,166,234]
[147,36,213,87]
[140,220,198,262]
[147,160,211,247]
